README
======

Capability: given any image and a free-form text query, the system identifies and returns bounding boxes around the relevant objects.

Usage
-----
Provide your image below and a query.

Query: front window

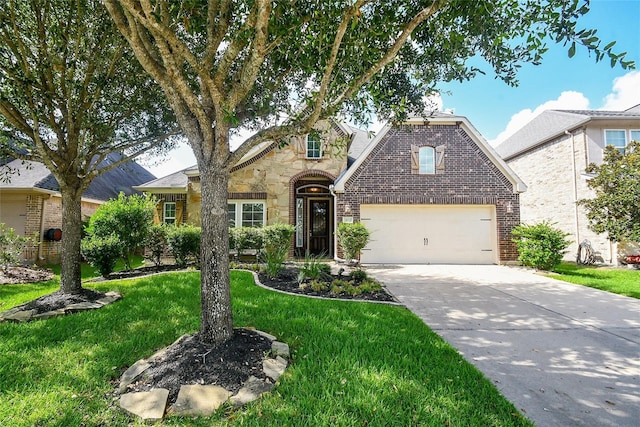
[242,203,265,227]
[163,202,176,224]
[228,203,236,227]
[419,146,435,174]
[605,130,627,154]
[306,133,322,159]
[631,130,640,144]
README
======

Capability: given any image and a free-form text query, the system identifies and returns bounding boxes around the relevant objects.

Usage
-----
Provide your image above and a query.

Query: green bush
[85,193,156,269]
[0,223,32,271]
[261,224,295,277]
[145,224,168,267]
[80,235,123,277]
[167,225,201,268]
[349,269,368,283]
[512,221,571,271]
[337,222,371,263]
[300,251,330,280]
[231,227,264,259]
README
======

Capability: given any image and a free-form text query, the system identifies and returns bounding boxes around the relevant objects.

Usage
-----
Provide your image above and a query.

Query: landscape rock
[118,360,151,394]
[272,341,290,358]
[119,388,169,422]
[230,376,275,406]
[263,356,288,382]
[2,309,36,322]
[171,385,231,417]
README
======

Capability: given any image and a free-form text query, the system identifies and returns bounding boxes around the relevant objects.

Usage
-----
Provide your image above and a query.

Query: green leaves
[579,141,640,243]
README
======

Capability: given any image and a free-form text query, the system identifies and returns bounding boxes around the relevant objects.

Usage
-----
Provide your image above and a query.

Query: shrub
[145,224,168,267]
[337,222,370,263]
[511,221,571,271]
[349,269,368,283]
[358,279,383,293]
[167,225,201,268]
[0,223,32,271]
[261,224,295,277]
[231,227,264,259]
[300,251,331,280]
[309,279,328,292]
[85,193,156,269]
[80,235,123,277]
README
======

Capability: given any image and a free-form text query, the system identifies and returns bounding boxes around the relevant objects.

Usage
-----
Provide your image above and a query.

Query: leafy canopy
[579,141,640,243]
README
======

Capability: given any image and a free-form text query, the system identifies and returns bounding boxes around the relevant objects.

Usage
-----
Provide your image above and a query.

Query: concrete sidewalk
[366,264,640,427]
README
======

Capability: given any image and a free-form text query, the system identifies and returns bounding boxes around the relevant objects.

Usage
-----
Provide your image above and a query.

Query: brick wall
[507,130,613,263]
[337,123,521,262]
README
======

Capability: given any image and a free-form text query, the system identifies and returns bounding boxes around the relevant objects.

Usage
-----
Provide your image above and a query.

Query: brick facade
[507,129,613,263]
[336,123,522,262]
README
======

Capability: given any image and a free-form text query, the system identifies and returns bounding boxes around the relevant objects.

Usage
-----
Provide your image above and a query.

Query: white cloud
[601,71,640,110]
[142,141,195,178]
[490,91,590,146]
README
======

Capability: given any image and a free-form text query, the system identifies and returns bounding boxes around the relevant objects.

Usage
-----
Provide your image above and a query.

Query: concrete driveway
[366,264,640,427]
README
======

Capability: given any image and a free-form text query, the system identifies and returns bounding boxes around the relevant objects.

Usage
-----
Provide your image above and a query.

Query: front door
[309,199,330,256]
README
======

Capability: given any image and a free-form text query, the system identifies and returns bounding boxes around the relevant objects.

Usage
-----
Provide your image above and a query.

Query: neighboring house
[0,153,156,263]
[138,114,525,264]
[495,104,640,264]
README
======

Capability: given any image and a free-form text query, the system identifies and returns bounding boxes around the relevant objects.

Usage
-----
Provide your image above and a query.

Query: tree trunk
[198,163,234,345]
[59,187,84,294]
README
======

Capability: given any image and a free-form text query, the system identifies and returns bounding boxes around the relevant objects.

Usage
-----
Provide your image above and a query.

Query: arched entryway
[289,171,335,257]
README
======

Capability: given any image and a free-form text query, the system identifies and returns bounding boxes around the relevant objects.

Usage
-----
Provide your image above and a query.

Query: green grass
[44,254,145,280]
[0,271,531,426]
[548,262,640,299]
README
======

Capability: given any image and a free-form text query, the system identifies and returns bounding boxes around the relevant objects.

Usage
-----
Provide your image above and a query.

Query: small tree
[261,224,295,277]
[0,223,32,271]
[146,224,169,267]
[85,193,156,269]
[579,141,640,244]
[511,221,571,271]
[337,222,371,264]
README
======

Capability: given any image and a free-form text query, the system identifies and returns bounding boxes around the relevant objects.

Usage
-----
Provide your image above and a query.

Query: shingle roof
[0,153,156,201]
[134,166,190,190]
[495,104,640,160]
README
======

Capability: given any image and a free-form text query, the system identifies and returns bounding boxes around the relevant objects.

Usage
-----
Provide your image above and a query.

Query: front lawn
[0,271,531,426]
[548,262,640,299]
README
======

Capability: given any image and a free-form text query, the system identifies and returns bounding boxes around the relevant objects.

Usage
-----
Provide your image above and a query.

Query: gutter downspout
[329,184,346,263]
[566,130,581,251]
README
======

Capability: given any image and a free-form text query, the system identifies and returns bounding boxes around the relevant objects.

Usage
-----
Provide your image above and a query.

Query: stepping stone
[120,389,169,422]
[230,376,274,406]
[171,385,231,417]
[272,341,290,358]
[118,360,151,394]
[263,356,287,382]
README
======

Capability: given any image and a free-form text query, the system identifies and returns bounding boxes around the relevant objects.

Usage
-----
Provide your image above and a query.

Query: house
[138,114,525,264]
[0,153,156,263]
[495,104,640,264]
[333,114,525,264]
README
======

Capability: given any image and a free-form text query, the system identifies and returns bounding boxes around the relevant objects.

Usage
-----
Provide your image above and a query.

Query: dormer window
[306,133,322,159]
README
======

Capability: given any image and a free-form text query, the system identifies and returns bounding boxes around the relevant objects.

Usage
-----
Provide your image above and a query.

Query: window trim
[419,146,435,174]
[228,200,266,228]
[163,202,176,224]
[604,129,628,154]
[306,133,323,159]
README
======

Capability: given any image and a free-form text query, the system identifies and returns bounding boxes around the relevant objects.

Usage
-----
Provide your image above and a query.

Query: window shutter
[175,201,184,225]
[153,202,162,224]
[410,145,419,174]
[435,145,445,173]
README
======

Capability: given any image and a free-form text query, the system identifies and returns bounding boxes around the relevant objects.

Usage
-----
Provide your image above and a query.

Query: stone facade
[507,130,613,263]
[335,122,522,262]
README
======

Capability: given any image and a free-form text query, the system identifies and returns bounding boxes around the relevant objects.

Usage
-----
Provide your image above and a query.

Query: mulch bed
[0,266,54,285]
[257,266,397,302]
[121,329,272,404]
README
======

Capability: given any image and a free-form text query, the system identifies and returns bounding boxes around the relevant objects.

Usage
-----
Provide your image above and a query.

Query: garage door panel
[360,204,497,264]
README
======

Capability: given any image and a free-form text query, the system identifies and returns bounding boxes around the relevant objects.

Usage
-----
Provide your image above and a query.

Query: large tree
[0,0,177,294]
[580,141,640,243]
[103,0,633,345]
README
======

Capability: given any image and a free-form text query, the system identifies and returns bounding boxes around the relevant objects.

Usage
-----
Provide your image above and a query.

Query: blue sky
[144,0,640,177]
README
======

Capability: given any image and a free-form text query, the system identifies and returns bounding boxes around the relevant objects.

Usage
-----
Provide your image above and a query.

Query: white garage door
[360,204,497,264]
